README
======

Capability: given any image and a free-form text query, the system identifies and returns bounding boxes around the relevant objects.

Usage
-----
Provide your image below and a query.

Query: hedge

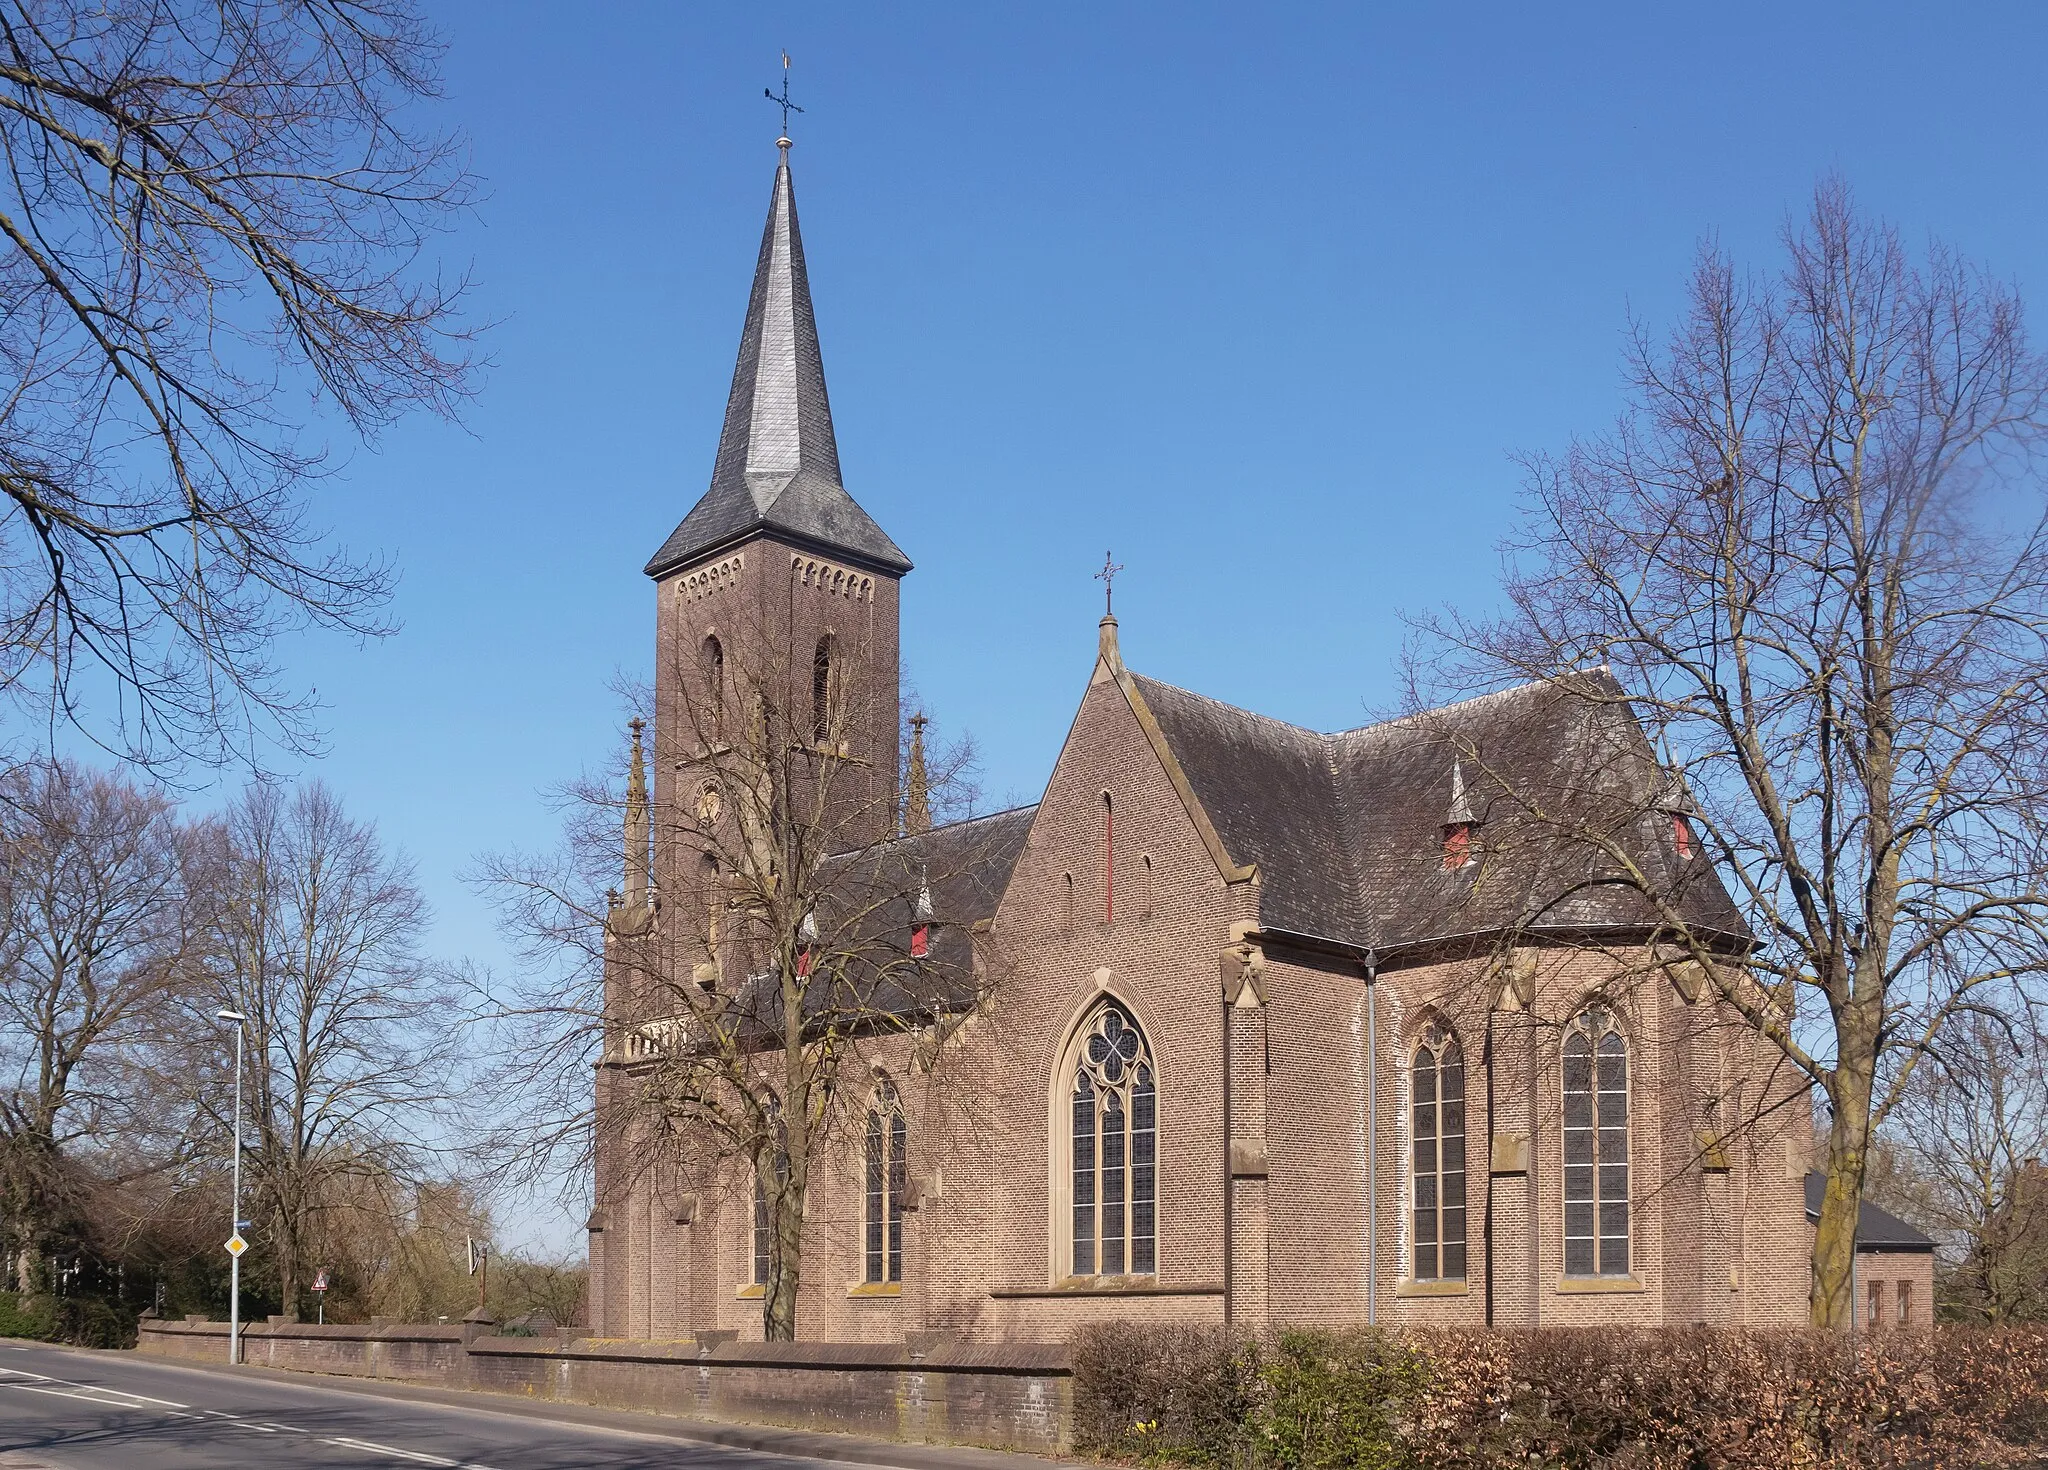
[0,1291,56,1342]
[1073,1323,2048,1470]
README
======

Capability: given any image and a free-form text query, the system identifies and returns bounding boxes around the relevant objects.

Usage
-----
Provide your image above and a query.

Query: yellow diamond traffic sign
[225,1234,247,1258]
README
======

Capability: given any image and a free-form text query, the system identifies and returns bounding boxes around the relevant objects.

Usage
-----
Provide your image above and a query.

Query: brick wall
[1850,1251,1936,1330]
[135,1318,1072,1456]
[592,622,1816,1344]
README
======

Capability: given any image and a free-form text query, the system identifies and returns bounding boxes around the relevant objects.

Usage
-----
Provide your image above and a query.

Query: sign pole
[214,1011,249,1366]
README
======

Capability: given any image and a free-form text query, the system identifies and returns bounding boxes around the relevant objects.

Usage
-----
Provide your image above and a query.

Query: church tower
[645,145,910,891]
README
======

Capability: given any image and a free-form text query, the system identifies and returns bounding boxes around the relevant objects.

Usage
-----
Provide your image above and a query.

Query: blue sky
[232,2,2046,1233]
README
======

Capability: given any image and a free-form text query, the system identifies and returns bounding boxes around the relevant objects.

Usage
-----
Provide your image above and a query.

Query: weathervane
[1095,551,1125,617]
[765,51,803,147]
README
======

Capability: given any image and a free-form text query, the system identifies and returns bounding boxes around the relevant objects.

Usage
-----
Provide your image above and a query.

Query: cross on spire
[765,51,803,147]
[1095,551,1124,617]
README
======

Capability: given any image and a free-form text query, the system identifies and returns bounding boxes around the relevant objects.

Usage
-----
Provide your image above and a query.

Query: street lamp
[215,1008,247,1366]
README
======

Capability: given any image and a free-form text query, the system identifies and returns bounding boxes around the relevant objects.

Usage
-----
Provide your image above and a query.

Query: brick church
[586,144,1836,1345]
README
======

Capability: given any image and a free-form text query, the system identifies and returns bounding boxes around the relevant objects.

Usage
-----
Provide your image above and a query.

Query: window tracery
[1067,1001,1156,1277]
[1411,1018,1466,1281]
[863,1081,906,1284]
[1563,1004,1631,1276]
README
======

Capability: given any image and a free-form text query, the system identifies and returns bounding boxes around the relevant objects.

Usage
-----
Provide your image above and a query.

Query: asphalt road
[0,1340,875,1470]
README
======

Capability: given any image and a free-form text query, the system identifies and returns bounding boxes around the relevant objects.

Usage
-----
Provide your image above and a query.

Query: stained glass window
[863,1082,906,1284]
[1411,1020,1467,1281]
[1069,1001,1156,1277]
[1563,1005,1630,1277]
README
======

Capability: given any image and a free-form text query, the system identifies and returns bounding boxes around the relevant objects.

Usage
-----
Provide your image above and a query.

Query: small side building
[1805,1173,1936,1328]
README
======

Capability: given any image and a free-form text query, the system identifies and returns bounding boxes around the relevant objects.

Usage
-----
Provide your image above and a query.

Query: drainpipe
[1222,988,1233,1326]
[1364,950,1378,1326]
[1483,1005,1496,1327]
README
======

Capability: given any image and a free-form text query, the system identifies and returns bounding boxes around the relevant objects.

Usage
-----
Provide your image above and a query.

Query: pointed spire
[645,156,911,579]
[1658,763,1697,816]
[624,718,649,910]
[1444,756,1475,827]
[904,713,932,835]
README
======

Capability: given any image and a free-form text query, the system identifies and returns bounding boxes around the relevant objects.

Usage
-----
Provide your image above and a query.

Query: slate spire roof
[645,154,911,580]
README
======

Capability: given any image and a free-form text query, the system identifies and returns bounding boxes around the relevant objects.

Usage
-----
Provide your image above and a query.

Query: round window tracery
[1083,1006,1144,1086]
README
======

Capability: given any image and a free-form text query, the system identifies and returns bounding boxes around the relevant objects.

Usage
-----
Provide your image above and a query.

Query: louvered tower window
[812,635,833,742]
[701,634,725,722]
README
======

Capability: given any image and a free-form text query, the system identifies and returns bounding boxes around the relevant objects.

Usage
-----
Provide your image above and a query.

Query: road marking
[319,1439,463,1466]
[0,1365,189,1409]
[0,1359,507,1465]
[1,1382,170,1410]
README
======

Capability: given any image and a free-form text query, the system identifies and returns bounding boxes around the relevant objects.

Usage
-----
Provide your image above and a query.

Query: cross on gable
[1095,551,1124,616]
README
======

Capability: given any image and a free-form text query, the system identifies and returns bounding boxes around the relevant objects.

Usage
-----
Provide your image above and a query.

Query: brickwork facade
[586,146,1818,1346]
[590,606,1816,1343]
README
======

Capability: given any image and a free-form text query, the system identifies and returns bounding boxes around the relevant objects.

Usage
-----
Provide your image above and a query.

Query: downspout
[1483,1005,1496,1327]
[1364,950,1378,1326]
[1222,989,1233,1326]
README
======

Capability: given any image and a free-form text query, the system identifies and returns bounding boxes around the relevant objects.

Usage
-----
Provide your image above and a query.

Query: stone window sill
[1396,1278,1469,1297]
[1556,1275,1643,1294]
[990,1277,1225,1299]
[846,1281,902,1298]
[734,1283,765,1299]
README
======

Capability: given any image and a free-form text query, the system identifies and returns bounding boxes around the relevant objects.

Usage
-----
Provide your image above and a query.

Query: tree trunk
[273,1196,303,1324]
[764,1179,804,1341]
[1812,1045,1876,1328]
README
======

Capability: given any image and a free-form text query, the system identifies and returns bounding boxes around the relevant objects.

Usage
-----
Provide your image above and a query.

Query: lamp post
[216,1008,247,1366]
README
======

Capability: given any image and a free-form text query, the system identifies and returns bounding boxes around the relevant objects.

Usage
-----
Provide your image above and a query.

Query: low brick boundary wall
[136,1319,1072,1455]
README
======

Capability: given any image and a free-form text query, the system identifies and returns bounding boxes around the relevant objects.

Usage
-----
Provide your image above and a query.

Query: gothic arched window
[863,1081,907,1284]
[1067,1001,1157,1277]
[753,1156,788,1287]
[1411,1019,1466,1282]
[812,635,834,743]
[1563,1004,1631,1277]
[753,1103,788,1288]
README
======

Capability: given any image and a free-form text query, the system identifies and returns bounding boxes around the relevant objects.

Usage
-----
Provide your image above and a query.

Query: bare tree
[490,1245,586,1328]
[1412,180,2048,1326]
[474,614,1004,1340]
[0,757,188,1290]
[310,1168,490,1324]
[181,780,452,1320]
[1882,1012,2048,1322]
[0,0,477,769]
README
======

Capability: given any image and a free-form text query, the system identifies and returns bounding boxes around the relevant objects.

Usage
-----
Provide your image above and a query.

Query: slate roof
[1131,676,1368,943]
[1804,1174,1937,1252]
[1131,670,1747,955]
[645,158,911,580]
[727,805,1037,1038]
